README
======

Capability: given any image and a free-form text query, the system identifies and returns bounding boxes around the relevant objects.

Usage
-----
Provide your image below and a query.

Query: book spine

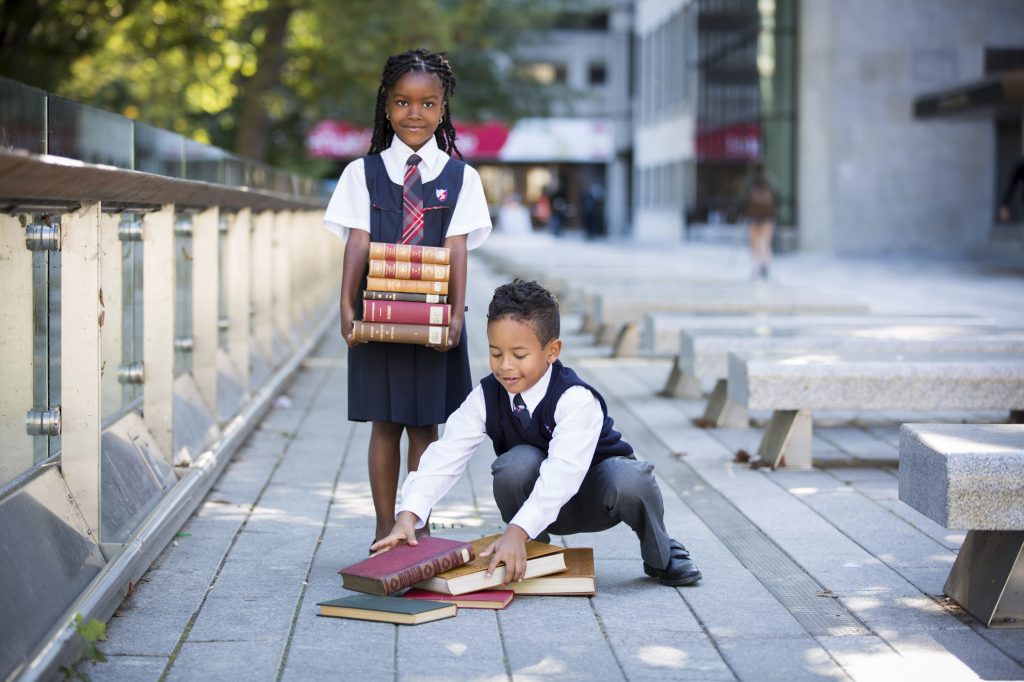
[352,321,450,345]
[379,547,475,595]
[367,259,450,282]
[366,277,449,296]
[363,300,451,325]
[368,242,450,265]
[362,290,448,304]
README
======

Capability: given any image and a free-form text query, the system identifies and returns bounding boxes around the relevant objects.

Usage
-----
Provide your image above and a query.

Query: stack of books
[351,242,452,345]
[321,534,596,625]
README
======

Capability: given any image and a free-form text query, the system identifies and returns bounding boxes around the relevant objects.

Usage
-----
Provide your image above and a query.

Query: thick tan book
[510,547,595,596]
[368,259,450,282]
[369,242,450,265]
[414,534,567,596]
[366,276,449,296]
[351,321,450,346]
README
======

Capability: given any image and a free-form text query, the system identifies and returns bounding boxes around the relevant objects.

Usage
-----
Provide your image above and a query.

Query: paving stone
[87,654,167,682]
[713,636,846,681]
[187,596,297,644]
[165,639,284,682]
[608,631,735,681]
[396,609,506,681]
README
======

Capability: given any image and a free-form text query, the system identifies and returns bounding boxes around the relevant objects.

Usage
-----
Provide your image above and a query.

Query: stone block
[728,351,1024,412]
[898,424,1024,530]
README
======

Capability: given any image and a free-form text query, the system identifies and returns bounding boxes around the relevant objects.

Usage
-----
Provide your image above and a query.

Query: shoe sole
[658,570,702,587]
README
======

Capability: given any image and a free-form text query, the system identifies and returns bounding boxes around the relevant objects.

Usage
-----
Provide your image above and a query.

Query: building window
[516,62,568,85]
[588,62,607,86]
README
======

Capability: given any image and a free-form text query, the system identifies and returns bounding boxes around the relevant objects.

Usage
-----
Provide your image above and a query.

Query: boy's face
[387,71,444,151]
[487,317,561,396]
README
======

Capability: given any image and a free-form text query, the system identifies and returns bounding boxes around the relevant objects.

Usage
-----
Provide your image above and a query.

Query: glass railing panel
[184,138,226,184]
[46,95,132,170]
[134,122,184,178]
[0,78,46,154]
[173,214,194,377]
[121,213,144,405]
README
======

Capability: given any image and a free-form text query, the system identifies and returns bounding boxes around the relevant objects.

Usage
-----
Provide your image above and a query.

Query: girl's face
[386,71,445,151]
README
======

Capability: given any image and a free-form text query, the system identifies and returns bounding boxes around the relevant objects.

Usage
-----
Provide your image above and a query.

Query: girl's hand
[341,307,359,347]
[431,315,462,353]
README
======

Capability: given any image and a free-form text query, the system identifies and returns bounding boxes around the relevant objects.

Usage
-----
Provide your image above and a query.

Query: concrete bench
[587,288,871,352]
[720,351,1024,468]
[643,312,996,356]
[898,424,1024,627]
[663,325,1024,399]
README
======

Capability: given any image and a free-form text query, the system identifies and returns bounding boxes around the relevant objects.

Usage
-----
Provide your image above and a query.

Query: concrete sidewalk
[88,242,1024,681]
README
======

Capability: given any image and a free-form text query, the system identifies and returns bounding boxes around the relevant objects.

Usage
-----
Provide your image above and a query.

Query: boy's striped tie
[401,153,424,245]
[512,394,531,428]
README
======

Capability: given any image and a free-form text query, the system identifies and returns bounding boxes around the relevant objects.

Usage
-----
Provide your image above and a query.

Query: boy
[371,280,701,586]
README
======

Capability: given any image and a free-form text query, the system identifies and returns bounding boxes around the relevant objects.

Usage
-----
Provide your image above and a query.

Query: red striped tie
[401,154,424,245]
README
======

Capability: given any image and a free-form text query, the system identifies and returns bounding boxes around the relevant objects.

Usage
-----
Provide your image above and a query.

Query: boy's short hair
[487,279,560,346]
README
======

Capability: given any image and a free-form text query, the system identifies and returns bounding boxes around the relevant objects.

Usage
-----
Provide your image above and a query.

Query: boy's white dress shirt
[323,136,492,249]
[398,364,605,539]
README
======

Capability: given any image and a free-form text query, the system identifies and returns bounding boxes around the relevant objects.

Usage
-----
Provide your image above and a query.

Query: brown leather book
[510,547,595,596]
[352,321,450,346]
[366,276,449,296]
[369,242,450,265]
[368,259,450,282]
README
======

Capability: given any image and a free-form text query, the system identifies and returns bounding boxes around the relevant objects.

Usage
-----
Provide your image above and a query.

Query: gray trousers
[491,444,672,569]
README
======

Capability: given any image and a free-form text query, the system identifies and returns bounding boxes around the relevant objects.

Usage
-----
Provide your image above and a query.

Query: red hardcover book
[401,588,514,610]
[363,300,452,326]
[338,537,475,596]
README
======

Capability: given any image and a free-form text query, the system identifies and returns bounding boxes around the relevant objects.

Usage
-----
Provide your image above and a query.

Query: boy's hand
[479,525,529,584]
[369,512,419,555]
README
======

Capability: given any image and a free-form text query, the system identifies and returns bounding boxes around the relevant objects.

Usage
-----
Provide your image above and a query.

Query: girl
[323,49,492,549]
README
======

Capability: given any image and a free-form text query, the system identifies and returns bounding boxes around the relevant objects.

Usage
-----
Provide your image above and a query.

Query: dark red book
[401,588,514,610]
[338,537,475,596]
[363,299,452,325]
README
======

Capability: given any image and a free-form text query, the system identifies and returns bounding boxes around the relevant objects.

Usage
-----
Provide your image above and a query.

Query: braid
[367,48,463,159]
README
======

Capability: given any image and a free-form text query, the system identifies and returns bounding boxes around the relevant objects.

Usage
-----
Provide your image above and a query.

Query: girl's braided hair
[368,48,462,159]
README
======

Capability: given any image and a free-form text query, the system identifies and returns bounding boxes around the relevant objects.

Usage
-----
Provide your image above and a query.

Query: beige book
[414,534,567,596]
[510,547,595,596]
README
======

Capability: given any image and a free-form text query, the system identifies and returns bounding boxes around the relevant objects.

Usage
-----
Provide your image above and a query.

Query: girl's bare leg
[406,424,439,537]
[368,420,404,542]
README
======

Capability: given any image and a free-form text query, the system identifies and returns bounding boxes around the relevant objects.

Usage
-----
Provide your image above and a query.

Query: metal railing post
[0,214,35,486]
[61,202,103,538]
[143,205,176,462]
[191,207,219,411]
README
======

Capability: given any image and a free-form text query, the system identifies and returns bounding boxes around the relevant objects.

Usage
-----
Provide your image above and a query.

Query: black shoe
[645,555,702,586]
[644,539,701,586]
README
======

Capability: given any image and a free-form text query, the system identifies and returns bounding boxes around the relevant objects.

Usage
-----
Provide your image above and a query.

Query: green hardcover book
[316,594,456,625]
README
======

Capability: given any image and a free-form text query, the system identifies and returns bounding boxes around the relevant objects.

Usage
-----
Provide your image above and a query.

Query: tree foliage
[0,0,559,171]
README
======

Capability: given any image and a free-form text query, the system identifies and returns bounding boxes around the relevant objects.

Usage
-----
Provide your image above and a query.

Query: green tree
[0,0,560,171]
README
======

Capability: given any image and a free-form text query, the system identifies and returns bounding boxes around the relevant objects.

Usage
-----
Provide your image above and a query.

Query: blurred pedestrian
[998,156,1024,223]
[743,163,777,279]
[533,190,551,228]
[497,192,532,235]
[324,48,492,550]
[581,182,605,239]
[549,184,569,237]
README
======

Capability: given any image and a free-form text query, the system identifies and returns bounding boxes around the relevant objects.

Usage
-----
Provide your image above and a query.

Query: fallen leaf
[816,589,837,598]
[734,449,751,463]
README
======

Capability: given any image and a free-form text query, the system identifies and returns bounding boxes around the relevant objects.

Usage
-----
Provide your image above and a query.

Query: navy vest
[481,360,634,464]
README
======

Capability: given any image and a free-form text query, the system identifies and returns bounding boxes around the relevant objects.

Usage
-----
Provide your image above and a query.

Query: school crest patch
[435,188,448,202]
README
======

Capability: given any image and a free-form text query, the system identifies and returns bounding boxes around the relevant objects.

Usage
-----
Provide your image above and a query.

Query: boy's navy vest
[481,360,634,464]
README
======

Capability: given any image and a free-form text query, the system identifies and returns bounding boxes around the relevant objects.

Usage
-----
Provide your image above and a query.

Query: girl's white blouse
[323,136,492,250]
